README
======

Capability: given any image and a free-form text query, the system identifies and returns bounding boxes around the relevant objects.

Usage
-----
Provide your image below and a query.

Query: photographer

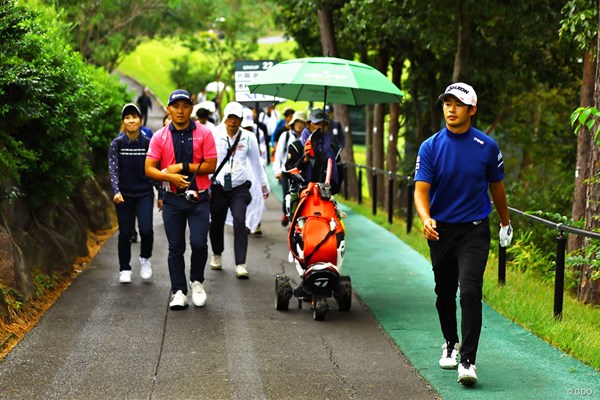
[145,90,217,310]
[285,108,341,194]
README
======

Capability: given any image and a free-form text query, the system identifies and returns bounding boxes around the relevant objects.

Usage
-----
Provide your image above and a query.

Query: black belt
[436,217,488,229]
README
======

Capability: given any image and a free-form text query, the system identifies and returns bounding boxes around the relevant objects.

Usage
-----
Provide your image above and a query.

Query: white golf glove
[499,223,513,247]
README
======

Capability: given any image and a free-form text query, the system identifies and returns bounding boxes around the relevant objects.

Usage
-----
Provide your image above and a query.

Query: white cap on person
[438,82,477,106]
[223,101,244,119]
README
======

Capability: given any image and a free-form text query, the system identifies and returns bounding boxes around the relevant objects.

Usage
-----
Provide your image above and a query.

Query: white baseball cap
[223,101,244,119]
[198,100,216,113]
[438,82,477,106]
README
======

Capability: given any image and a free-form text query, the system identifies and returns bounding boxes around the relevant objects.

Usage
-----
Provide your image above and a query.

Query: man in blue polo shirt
[413,82,513,387]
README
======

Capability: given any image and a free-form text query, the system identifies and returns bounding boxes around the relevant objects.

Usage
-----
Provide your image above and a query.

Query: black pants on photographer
[209,181,252,266]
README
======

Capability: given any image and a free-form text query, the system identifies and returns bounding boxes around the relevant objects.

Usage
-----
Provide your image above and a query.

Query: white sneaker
[457,362,477,386]
[140,257,152,280]
[235,264,249,279]
[189,281,207,307]
[119,270,132,284]
[439,342,460,369]
[210,254,222,270]
[169,290,188,310]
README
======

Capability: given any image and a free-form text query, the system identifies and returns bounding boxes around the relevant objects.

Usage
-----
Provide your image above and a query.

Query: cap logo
[438,82,477,106]
[446,85,469,95]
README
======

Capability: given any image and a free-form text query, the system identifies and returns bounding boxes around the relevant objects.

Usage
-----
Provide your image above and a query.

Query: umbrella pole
[324,86,328,107]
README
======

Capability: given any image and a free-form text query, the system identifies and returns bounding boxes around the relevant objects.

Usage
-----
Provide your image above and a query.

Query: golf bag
[275,159,352,321]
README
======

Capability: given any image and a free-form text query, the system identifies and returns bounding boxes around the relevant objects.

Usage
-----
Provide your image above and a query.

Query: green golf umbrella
[247,57,403,106]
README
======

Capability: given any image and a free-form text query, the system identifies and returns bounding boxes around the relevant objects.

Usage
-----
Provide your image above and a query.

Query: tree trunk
[365,103,373,201]
[365,103,373,162]
[363,49,374,200]
[337,104,357,199]
[452,0,470,83]
[317,8,337,57]
[579,16,600,305]
[373,50,389,208]
[569,49,596,254]
[580,132,600,304]
[411,71,424,149]
[428,71,442,136]
[386,57,402,213]
[316,7,358,199]
[361,51,374,191]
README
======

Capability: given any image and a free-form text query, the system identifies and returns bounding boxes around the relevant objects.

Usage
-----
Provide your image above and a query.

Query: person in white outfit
[223,108,270,234]
[259,104,280,137]
[209,102,270,278]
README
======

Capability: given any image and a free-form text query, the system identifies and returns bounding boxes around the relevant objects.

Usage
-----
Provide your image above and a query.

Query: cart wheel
[275,274,293,311]
[334,276,352,312]
[313,297,329,321]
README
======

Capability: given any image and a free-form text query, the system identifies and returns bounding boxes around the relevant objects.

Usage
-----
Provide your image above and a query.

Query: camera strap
[211,131,241,184]
[181,154,205,192]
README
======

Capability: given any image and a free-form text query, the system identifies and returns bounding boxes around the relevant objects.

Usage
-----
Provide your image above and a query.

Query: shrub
[0,0,130,207]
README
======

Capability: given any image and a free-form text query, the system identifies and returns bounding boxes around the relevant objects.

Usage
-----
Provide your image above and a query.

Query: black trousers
[162,191,210,294]
[115,192,154,271]
[209,181,252,265]
[428,218,490,365]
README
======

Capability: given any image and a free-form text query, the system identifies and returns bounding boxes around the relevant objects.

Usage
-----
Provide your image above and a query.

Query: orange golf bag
[275,160,351,321]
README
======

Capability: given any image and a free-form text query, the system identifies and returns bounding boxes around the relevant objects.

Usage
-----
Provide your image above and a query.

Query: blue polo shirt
[414,127,505,223]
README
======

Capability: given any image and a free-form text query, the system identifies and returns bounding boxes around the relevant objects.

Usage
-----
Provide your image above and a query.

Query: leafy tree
[180,1,270,112]
[165,0,285,115]
[338,0,414,206]
[44,0,281,72]
[274,0,340,58]
[0,2,39,194]
[0,0,130,206]
[169,55,215,97]
[43,0,214,70]
[560,0,597,256]
[567,9,600,303]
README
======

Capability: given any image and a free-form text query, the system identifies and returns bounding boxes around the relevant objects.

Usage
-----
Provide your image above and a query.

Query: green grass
[342,200,600,371]
[117,39,186,105]
[483,262,600,371]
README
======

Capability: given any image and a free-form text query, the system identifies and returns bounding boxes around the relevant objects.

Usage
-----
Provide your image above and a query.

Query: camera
[184,190,200,204]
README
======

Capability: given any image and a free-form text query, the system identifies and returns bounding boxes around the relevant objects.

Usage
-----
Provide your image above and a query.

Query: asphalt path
[0,194,437,400]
